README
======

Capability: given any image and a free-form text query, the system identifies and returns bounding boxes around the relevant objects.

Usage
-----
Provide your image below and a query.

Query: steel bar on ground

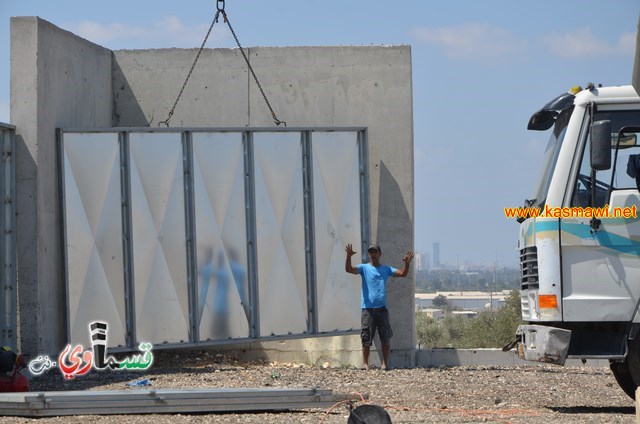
[0,388,364,417]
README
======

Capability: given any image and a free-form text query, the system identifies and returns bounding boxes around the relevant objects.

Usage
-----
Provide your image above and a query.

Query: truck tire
[622,335,640,399]
[610,361,636,399]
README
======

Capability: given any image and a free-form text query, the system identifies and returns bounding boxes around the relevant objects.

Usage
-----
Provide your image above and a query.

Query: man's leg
[381,344,390,370]
[360,309,373,370]
[378,309,392,370]
[362,345,370,370]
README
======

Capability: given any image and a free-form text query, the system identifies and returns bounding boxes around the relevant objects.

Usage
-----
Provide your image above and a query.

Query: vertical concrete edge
[12,16,114,355]
[11,16,40,356]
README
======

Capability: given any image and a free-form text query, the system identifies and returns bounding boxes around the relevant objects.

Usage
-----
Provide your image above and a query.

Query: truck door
[561,107,640,323]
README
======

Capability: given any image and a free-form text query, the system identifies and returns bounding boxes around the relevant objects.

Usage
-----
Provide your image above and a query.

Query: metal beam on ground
[0,388,363,417]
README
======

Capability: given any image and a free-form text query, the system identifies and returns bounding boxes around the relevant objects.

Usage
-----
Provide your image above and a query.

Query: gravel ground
[3,350,637,423]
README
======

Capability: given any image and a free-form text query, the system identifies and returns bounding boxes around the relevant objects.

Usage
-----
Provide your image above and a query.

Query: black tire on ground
[348,404,392,424]
[611,360,637,400]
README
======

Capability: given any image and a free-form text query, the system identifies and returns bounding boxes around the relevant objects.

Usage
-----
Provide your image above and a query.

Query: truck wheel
[624,335,640,399]
[610,361,636,399]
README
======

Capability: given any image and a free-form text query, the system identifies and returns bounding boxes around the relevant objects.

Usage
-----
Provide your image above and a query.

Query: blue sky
[1,1,638,268]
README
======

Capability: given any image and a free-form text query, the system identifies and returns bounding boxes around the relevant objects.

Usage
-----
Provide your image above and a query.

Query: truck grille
[520,246,539,289]
[520,292,531,320]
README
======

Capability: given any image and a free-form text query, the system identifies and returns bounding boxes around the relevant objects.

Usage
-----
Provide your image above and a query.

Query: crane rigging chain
[159,0,286,127]
[157,9,221,127]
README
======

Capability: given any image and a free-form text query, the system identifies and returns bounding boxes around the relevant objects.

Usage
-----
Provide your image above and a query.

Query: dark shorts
[361,308,392,347]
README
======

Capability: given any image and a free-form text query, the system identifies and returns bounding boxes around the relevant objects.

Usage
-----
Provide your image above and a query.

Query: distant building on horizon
[415,252,429,272]
[433,242,440,268]
[415,291,510,311]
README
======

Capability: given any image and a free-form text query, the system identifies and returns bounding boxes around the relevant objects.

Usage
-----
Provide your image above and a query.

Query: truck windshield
[529,107,573,208]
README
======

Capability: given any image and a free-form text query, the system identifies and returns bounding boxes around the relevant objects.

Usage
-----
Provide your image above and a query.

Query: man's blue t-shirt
[357,263,398,308]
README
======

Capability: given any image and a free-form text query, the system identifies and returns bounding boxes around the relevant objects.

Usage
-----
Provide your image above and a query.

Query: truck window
[571,109,640,208]
[570,136,611,208]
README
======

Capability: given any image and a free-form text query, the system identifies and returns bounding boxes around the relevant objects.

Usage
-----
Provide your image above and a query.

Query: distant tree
[415,312,443,348]
[493,289,523,343]
[415,290,524,350]
[458,290,523,348]
[458,309,497,348]
[432,294,448,308]
[441,313,469,346]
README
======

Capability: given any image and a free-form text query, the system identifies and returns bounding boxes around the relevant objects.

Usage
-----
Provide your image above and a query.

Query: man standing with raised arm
[345,243,414,370]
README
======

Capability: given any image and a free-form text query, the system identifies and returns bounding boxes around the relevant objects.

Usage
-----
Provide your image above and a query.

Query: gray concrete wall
[113,45,415,367]
[10,17,113,355]
[112,48,248,127]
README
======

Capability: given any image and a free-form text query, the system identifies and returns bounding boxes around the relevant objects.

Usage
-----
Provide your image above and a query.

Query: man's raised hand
[403,250,415,265]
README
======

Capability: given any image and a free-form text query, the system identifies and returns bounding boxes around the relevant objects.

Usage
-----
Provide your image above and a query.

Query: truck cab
[516,84,640,398]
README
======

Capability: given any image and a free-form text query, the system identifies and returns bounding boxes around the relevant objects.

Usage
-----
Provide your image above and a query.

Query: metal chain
[158,9,221,127]
[159,0,285,127]
[221,10,286,127]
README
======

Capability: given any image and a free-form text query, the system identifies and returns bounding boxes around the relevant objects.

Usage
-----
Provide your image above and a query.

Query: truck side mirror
[591,120,611,171]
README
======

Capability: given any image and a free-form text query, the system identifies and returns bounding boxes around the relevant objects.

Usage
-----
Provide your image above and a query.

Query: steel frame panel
[311,131,365,332]
[58,131,128,348]
[128,132,190,345]
[191,132,250,342]
[58,127,369,350]
[253,131,308,336]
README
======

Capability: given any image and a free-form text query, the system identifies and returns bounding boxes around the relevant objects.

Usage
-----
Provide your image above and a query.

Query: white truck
[514,83,640,398]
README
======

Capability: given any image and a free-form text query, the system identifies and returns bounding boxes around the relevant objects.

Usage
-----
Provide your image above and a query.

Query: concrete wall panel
[11,17,112,354]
